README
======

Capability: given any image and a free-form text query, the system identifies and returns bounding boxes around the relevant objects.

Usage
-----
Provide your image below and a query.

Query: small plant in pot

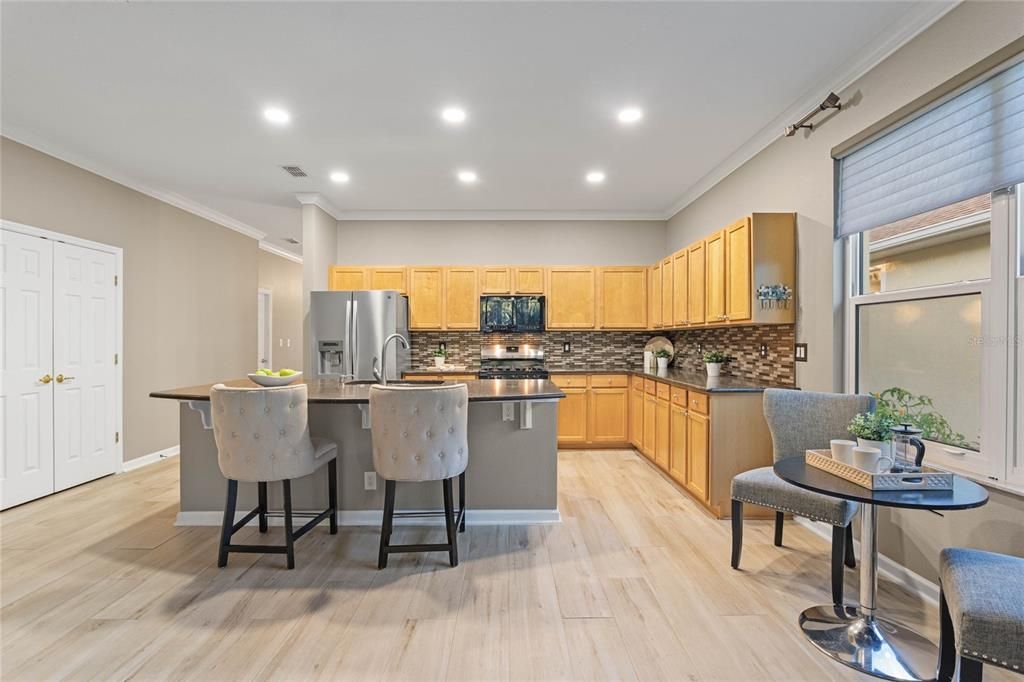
[702,350,729,377]
[848,410,899,458]
[433,347,447,368]
[655,349,672,371]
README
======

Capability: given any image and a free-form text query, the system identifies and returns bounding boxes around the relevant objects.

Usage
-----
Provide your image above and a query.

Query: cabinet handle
[39,374,52,384]
[55,374,75,384]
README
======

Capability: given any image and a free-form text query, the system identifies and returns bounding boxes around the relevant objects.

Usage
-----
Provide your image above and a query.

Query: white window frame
[844,186,1020,486]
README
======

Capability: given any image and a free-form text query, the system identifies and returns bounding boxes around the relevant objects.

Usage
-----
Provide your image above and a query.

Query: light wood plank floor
[2,450,1010,681]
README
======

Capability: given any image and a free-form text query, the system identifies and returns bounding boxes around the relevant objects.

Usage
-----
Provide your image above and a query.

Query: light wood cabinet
[480,267,512,294]
[443,267,479,330]
[547,267,596,329]
[368,267,407,294]
[648,263,662,329]
[725,219,752,322]
[328,266,366,291]
[705,230,726,324]
[672,250,688,326]
[513,267,545,294]
[557,388,588,443]
[598,266,647,329]
[661,257,673,329]
[629,384,644,449]
[655,393,670,472]
[687,241,706,325]
[642,393,657,459]
[686,411,710,502]
[556,374,629,447]
[408,267,444,330]
[589,387,630,444]
[669,402,687,485]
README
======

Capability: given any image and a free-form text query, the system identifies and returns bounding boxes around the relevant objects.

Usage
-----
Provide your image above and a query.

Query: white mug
[830,439,857,465]
[853,446,895,473]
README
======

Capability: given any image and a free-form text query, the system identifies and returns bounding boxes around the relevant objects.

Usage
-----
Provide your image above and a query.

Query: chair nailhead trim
[732,497,840,525]
[963,648,1017,669]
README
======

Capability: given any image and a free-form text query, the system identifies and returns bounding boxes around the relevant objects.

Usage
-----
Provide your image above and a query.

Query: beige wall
[301,204,338,376]
[257,250,303,371]
[1,137,277,462]
[665,2,1024,582]
[335,219,667,266]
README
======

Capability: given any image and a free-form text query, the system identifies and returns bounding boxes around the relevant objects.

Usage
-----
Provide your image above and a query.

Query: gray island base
[152,379,565,526]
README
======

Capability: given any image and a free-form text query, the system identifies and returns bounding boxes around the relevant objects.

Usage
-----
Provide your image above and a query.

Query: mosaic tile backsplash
[410,324,796,385]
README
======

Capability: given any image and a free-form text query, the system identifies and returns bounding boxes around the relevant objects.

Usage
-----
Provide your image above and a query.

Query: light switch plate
[363,472,377,491]
[795,343,808,362]
[759,344,769,358]
[562,341,571,353]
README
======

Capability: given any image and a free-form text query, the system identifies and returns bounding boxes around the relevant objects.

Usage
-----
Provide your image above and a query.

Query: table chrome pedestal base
[800,605,938,682]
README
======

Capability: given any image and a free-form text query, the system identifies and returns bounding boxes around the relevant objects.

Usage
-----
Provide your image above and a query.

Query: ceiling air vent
[281,165,307,177]
[284,238,300,245]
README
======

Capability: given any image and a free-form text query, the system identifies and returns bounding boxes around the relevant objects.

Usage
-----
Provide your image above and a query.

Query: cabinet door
[705,230,726,323]
[589,387,629,444]
[642,393,657,459]
[725,218,752,322]
[547,267,596,329]
[598,266,647,329]
[672,250,689,326]
[408,267,444,330]
[480,267,512,294]
[661,257,673,330]
[687,241,706,324]
[329,266,366,291]
[557,388,588,443]
[648,263,662,329]
[655,397,670,471]
[686,411,710,502]
[669,403,687,485]
[629,387,644,448]
[368,267,407,294]
[443,267,479,330]
[513,267,545,294]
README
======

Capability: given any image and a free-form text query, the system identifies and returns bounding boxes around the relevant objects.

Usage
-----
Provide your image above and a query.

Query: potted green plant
[848,410,899,458]
[433,347,447,368]
[655,348,672,371]
[702,350,729,377]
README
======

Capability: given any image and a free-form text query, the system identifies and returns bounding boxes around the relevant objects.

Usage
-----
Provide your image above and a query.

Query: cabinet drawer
[404,374,442,381]
[590,374,628,388]
[445,374,477,381]
[644,379,657,395]
[551,374,588,388]
[656,382,670,401]
[689,391,709,415]
[631,375,645,391]
[671,387,688,406]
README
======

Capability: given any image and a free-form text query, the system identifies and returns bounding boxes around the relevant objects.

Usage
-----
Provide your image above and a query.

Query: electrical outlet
[759,344,769,358]
[363,472,377,491]
[562,341,571,353]
[696,342,704,354]
[795,343,808,362]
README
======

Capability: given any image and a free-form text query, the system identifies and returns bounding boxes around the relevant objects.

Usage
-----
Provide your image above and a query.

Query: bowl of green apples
[247,368,302,387]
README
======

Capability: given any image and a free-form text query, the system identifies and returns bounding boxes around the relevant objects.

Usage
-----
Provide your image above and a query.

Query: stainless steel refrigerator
[310,290,410,381]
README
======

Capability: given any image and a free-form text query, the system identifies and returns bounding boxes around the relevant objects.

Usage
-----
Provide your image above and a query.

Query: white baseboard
[176,508,561,527]
[793,517,939,604]
[122,446,180,472]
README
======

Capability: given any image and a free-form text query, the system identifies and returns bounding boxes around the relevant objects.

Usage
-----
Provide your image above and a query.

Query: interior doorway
[258,288,272,370]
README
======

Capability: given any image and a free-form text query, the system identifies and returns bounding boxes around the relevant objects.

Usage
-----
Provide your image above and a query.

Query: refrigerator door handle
[352,299,359,377]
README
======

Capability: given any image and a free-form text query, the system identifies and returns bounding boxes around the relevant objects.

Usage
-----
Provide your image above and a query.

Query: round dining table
[773,455,989,682]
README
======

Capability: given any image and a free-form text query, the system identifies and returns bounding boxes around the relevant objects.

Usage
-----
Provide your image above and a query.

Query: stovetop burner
[478,344,549,380]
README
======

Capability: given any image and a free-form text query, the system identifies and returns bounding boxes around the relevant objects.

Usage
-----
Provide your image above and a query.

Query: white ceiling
[1,1,953,256]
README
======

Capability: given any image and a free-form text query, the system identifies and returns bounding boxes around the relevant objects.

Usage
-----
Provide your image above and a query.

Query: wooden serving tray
[805,449,954,491]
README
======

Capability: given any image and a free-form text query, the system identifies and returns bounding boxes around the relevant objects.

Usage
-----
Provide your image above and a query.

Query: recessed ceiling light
[330,171,350,184]
[617,107,643,125]
[586,170,606,184]
[457,169,478,184]
[441,107,467,125]
[263,107,291,125]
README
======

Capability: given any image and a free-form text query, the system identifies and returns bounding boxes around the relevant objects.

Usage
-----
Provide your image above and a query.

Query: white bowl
[247,372,302,387]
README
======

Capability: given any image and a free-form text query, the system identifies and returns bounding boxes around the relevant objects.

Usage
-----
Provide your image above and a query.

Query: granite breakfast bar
[150,379,565,525]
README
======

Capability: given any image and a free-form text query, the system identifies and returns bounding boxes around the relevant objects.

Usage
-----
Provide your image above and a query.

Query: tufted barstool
[370,383,469,568]
[210,383,338,569]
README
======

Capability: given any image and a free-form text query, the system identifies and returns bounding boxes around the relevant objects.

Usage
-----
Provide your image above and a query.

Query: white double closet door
[1,229,118,509]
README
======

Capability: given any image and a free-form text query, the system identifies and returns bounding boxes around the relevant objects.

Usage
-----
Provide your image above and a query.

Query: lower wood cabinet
[629,385,643,449]
[669,402,687,484]
[685,411,710,503]
[642,393,657,458]
[553,374,629,447]
[556,387,588,443]
[589,387,629,444]
[654,394,670,472]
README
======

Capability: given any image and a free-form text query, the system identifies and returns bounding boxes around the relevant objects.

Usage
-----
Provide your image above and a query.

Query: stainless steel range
[478,345,549,379]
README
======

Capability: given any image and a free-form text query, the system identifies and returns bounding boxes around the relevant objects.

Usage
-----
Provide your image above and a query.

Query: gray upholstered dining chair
[370,383,469,569]
[730,388,875,605]
[939,548,1024,681]
[210,383,338,569]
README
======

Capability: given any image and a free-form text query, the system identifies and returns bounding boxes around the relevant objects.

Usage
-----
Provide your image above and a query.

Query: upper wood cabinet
[408,267,444,330]
[598,266,647,329]
[368,267,407,294]
[547,267,596,329]
[687,241,706,325]
[443,267,479,330]
[479,267,512,294]
[513,267,545,294]
[661,256,673,329]
[672,249,689,326]
[705,229,726,324]
[328,266,366,291]
[725,218,752,322]
[648,263,662,329]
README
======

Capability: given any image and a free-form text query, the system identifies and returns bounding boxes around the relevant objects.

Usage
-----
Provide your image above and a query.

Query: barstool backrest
[210,383,317,482]
[370,383,469,482]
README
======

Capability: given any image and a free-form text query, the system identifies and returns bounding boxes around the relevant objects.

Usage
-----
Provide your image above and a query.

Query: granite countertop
[547,366,792,393]
[150,378,565,404]
[404,367,481,374]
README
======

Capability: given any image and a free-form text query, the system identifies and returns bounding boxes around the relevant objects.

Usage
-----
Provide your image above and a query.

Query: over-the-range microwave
[479,296,545,333]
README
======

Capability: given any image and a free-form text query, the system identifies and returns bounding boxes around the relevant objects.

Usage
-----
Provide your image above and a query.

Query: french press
[890,423,926,471]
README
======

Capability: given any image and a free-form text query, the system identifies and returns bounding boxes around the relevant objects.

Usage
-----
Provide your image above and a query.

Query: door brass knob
[40,374,52,384]
[55,374,75,384]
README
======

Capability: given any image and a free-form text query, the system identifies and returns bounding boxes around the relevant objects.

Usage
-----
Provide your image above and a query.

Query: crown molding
[294,192,344,220]
[258,240,303,264]
[325,208,666,222]
[662,0,960,221]
[2,129,269,242]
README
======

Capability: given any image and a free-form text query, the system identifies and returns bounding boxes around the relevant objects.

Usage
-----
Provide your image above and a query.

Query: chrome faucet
[377,333,409,385]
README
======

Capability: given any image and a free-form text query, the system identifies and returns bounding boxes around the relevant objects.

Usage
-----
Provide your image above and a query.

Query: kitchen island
[150,378,564,526]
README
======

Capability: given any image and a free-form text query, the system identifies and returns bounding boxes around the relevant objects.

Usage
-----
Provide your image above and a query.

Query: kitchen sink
[344,379,446,386]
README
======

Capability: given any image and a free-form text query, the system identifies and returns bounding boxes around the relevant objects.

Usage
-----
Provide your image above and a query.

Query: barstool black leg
[844,523,857,568]
[327,459,338,535]
[730,499,743,569]
[458,471,466,533]
[442,477,458,567]
[283,479,295,570]
[257,481,268,533]
[218,479,239,567]
[774,511,785,546]
[831,524,846,605]
[378,480,396,569]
